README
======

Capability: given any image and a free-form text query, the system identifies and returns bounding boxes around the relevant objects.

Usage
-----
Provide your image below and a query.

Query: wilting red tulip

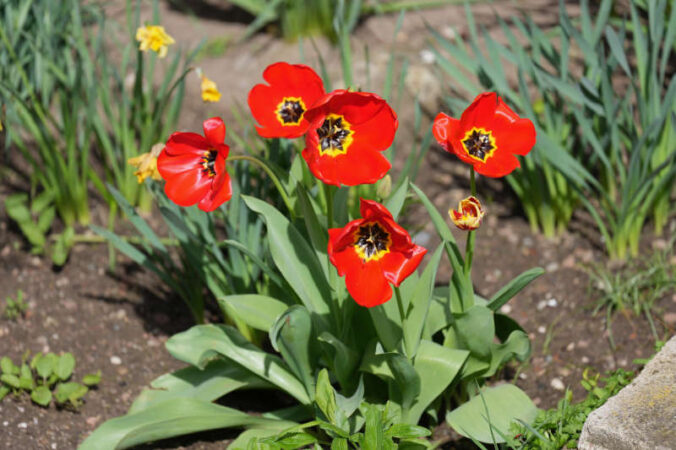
[328,199,426,307]
[449,196,485,231]
[248,62,325,139]
[302,90,397,186]
[157,117,232,212]
[433,92,536,177]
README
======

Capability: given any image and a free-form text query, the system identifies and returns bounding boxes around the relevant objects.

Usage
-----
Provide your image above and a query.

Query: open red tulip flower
[248,62,325,139]
[302,90,398,186]
[433,92,536,178]
[157,117,232,212]
[328,199,426,307]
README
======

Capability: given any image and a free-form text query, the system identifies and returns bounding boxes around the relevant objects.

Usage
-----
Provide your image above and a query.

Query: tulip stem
[227,155,295,219]
[395,286,406,325]
[464,168,476,276]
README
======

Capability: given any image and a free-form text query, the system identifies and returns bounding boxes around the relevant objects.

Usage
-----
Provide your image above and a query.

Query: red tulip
[302,90,397,186]
[248,62,325,139]
[433,92,536,177]
[157,117,232,212]
[328,199,426,307]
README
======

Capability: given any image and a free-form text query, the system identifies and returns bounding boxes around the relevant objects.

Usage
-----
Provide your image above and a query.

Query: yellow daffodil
[200,75,221,103]
[449,196,485,231]
[128,143,163,183]
[135,25,175,58]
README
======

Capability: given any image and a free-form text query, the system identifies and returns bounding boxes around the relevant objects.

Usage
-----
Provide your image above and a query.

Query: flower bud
[376,174,392,200]
[449,196,485,231]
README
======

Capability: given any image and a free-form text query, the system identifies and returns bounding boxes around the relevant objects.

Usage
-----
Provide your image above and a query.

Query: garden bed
[1,0,674,448]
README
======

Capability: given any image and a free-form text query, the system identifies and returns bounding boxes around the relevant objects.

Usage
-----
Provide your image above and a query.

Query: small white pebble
[18,422,27,429]
[581,356,590,364]
[545,262,559,272]
[52,444,57,450]
[500,304,512,314]
[3,421,8,426]
[420,49,435,64]
[566,342,575,351]
[110,356,122,365]
[537,326,546,334]
[17,406,24,413]
[536,300,547,311]
[550,378,565,391]
[546,298,558,308]
[519,373,528,380]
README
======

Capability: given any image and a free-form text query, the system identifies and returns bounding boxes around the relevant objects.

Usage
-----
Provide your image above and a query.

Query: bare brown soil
[1,1,674,449]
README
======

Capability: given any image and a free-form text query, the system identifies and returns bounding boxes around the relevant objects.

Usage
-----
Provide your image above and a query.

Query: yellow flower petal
[128,143,165,184]
[135,25,174,58]
[200,75,221,103]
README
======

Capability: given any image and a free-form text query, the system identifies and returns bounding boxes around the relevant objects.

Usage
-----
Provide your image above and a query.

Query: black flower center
[201,150,218,177]
[355,223,390,261]
[317,114,353,156]
[277,98,305,125]
[462,128,495,162]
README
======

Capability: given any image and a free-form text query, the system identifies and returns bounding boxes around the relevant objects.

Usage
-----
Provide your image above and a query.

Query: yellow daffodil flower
[135,25,175,58]
[200,75,221,103]
[128,143,164,183]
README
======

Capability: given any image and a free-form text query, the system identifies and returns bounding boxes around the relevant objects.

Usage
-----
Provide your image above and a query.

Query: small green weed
[0,351,101,408]
[586,237,676,346]
[510,368,634,449]
[3,290,28,320]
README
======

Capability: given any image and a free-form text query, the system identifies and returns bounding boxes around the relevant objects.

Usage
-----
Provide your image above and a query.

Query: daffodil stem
[227,154,295,219]
[464,168,476,276]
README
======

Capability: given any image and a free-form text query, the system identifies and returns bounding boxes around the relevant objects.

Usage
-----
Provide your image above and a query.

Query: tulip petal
[203,117,226,145]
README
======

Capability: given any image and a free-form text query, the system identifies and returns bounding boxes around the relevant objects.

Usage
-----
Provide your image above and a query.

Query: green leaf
[0,356,18,375]
[1,374,20,389]
[229,427,290,450]
[0,385,9,401]
[274,431,318,447]
[368,296,404,352]
[243,195,331,322]
[5,193,46,248]
[55,353,75,381]
[51,226,75,266]
[82,371,102,386]
[54,382,88,406]
[166,324,310,404]
[315,369,337,423]
[484,330,531,378]
[446,384,538,444]
[81,398,293,450]
[407,340,468,424]
[19,364,34,390]
[331,438,349,450]
[31,385,52,406]
[129,360,271,414]
[487,268,544,312]
[34,353,55,379]
[453,305,494,359]
[317,332,359,390]
[363,404,385,450]
[384,177,409,221]
[403,244,444,357]
[604,26,631,77]
[270,306,315,398]
[385,423,431,439]
[409,184,455,244]
[218,295,288,332]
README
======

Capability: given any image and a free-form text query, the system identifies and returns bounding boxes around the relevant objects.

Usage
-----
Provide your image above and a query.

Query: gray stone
[578,336,676,450]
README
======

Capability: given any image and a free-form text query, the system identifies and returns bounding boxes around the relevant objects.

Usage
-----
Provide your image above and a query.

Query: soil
[1,1,674,449]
